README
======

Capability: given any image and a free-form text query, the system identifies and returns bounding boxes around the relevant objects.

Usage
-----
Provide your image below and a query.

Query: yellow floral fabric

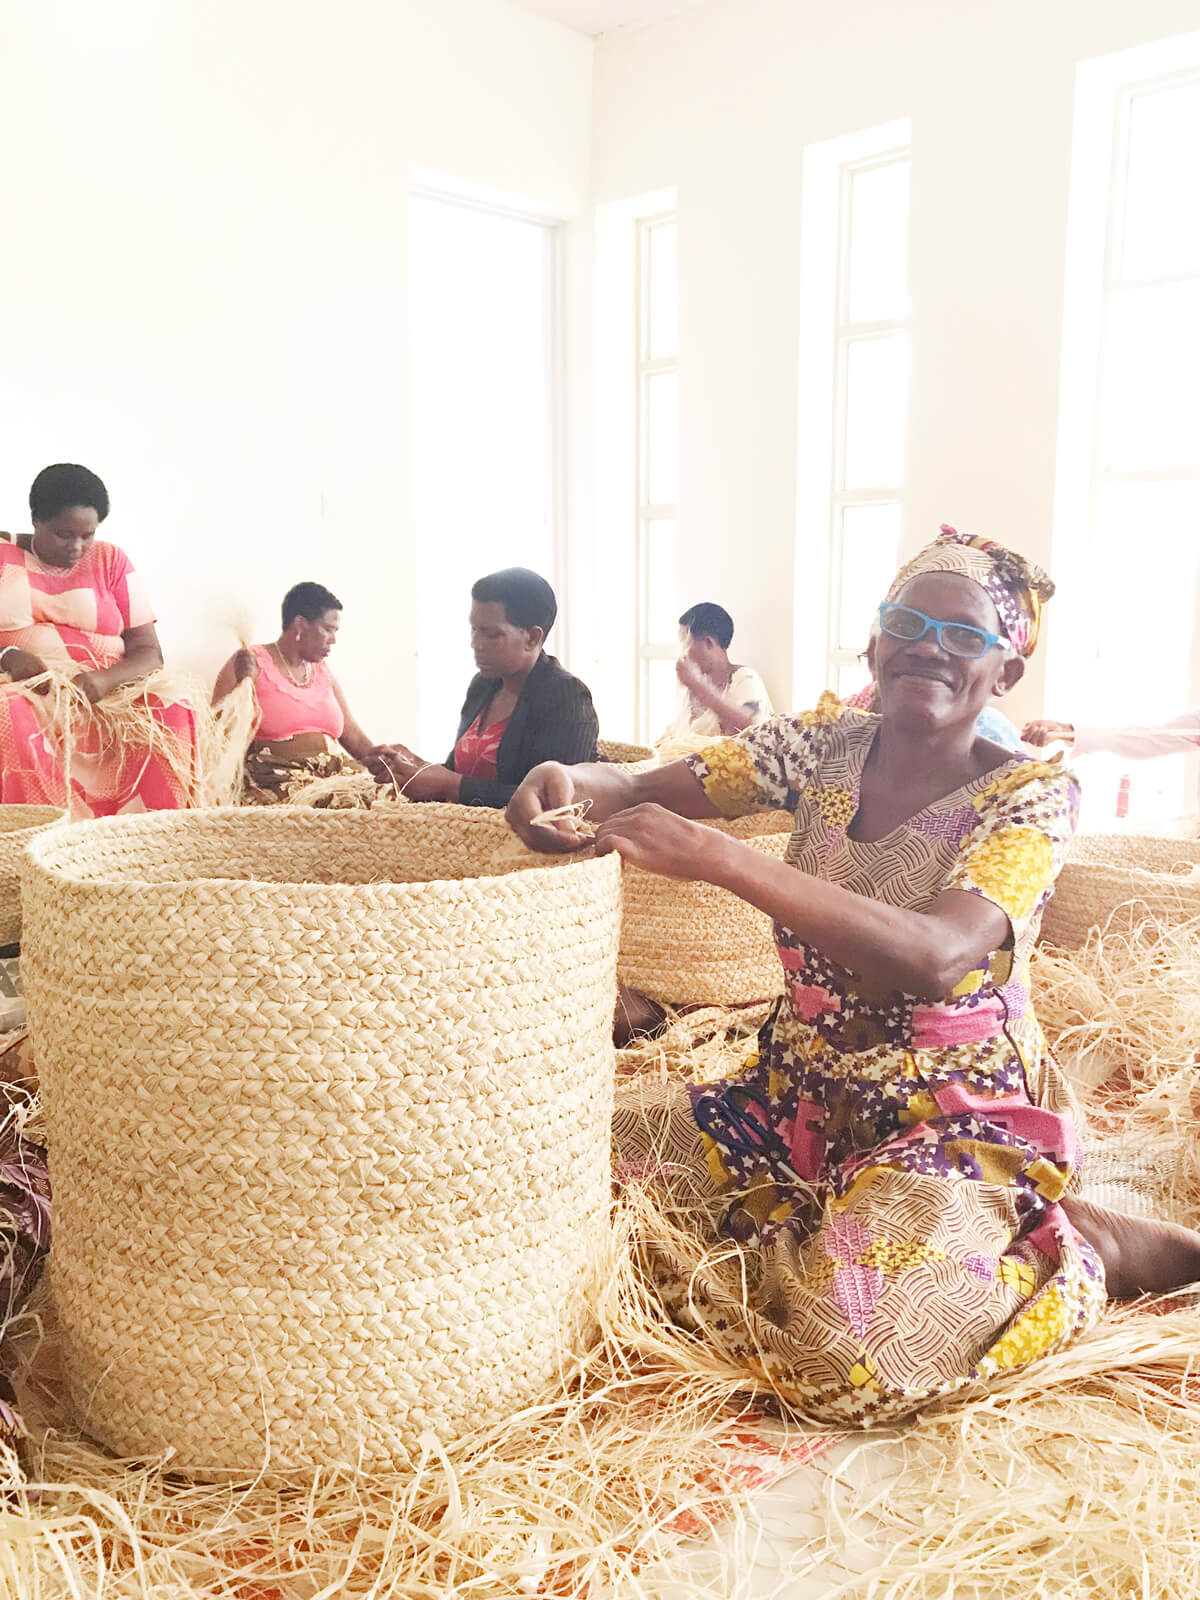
[609,705,1105,1429]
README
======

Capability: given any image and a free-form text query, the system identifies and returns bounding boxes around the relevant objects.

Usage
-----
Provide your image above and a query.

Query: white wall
[589,0,1200,725]
[0,0,590,740]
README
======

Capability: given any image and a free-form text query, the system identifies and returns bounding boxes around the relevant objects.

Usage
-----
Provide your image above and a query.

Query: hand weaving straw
[0,805,64,946]
[8,664,257,811]
[22,803,622,1474]
[531,799,595,837]
[1039,832,1200,950]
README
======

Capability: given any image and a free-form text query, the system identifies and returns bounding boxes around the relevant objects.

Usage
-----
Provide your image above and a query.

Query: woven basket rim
[23,805,621,900]
[0,803,65,836]
[1064,831,1200,874]
[693,810,794,837]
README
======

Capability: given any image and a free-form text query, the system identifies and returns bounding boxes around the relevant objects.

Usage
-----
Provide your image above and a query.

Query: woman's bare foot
[1062,1196,1200,1298]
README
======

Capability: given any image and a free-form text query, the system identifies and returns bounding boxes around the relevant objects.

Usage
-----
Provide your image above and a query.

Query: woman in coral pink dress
[0,464,198,817]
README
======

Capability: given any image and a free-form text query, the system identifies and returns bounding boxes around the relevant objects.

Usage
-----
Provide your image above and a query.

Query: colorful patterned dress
[614,695,1106,1427]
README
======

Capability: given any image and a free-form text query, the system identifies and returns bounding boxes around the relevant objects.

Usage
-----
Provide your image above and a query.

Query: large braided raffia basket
[23,805,621,1473]
[618,811,794,1006]
[1040,832,1200,949]
[0,804,64,945]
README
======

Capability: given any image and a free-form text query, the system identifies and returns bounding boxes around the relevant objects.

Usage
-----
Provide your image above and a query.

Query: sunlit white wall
[590,0,1200,730]
[0,0,590,741]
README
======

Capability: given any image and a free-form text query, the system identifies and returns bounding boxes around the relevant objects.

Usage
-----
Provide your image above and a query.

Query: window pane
[409,195,555,752]
[846,158,911,323]
[1098,281,1200,472]
[1120,79,1200,281]
[842,332,908,489]
[837,501,903,651]
[647,221,678,360]
[645,370,678,504]
[1086,479,1200,726]
[644,518,678,646]
[647,656,678,743]
[835,657,874,702]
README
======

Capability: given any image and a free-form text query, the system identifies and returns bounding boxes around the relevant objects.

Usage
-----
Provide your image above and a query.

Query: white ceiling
[513,0,705,35]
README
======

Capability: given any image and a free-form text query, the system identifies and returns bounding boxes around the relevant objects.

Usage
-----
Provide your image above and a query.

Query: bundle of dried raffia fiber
[22,803,621,1473]
[1040,831,1200,950]
[283,764,395,808]
[616,1000,773,1085]
[6,665,257,813]
[0,806,64,946]
[1033,912,1200,1228]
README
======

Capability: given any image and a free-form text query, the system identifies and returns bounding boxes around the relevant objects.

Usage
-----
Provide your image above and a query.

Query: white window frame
[794,119,912,707]
[634,211,678,742]
[1051,34,1200,704]
[407,170,568,661]
[592,187,676,741]
[1050,32,1200,822]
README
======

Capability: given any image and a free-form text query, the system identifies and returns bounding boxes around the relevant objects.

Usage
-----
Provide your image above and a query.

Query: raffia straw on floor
[1034,916,1200,1221]
[1,1182,820,1600]
[3,919,1200,1597]
[615,1002,772,1085]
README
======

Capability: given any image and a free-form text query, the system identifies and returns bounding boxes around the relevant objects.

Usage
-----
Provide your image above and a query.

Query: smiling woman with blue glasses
[507,523,1200,1430]
[845,600,1026,749]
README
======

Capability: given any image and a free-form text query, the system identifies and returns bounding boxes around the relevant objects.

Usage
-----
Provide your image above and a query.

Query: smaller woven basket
[597,738,655,765]
[1040,832,1200,949]
[0,805,64,945]
[618,811,794,1006]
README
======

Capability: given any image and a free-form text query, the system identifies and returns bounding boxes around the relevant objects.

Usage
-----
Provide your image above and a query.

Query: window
[635,214,679,743]
[1053,33,1200,827]
[408,187,562,752]
[795,121,912,707]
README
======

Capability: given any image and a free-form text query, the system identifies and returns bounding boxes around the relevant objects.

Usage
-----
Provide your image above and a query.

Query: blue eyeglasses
[877,602,1008,660]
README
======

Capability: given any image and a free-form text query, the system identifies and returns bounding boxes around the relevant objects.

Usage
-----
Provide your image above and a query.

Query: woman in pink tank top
[213,582,387,803]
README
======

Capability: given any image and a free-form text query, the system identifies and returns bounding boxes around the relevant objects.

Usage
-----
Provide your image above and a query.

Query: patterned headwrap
[885,524,1055,658]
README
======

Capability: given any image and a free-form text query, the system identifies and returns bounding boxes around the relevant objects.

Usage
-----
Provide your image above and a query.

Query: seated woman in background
[0,463,200,817]
[659,602,773,750]
[375,567,598,808]
[509,525,1200,1426]
[212,582,385,804]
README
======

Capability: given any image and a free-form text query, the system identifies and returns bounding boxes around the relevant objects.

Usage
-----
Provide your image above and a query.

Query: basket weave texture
[0,804,64,945]
[23,805,621,1473]
[617,811,793,1005]
[1040,832,1200,949]
[597,737,655,765]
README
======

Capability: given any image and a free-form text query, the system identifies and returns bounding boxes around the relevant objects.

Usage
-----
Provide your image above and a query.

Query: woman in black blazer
[374,568,598,808]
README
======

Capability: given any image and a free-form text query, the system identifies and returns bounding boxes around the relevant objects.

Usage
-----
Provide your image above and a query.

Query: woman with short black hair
[375,566,598,807]
[213,581,385,804]
[0,463,200,815]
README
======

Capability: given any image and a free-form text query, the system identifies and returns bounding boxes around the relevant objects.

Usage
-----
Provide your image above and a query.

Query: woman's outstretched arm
[506,758,722,849]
